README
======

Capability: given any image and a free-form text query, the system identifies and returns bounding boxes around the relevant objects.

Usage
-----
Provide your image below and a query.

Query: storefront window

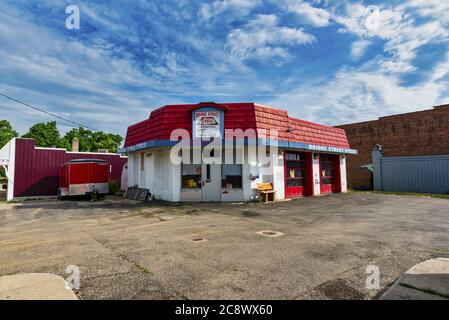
[320,154,334,185]
[181,164,201,189]
[222,164,242,189]
[285,152,307,188]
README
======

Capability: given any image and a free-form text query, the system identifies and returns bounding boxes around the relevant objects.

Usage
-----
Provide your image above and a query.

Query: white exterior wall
[144,152,154,190]
[139,152,145,188]
[0,138,16,201]
[128,149,181,202]
[127,152,136,187]
[128,147,349,202]
[340,155,348,193]
[312,153,321,196]
[243,147,285,201]
[243,162,257,201]
[273,151,285,200]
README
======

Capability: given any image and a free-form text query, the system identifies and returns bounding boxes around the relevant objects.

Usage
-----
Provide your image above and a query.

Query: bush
[108,181,120,195]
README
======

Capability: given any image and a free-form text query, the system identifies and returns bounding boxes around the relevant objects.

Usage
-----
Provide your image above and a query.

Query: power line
[0,103,53,122]
[0,92,99,131]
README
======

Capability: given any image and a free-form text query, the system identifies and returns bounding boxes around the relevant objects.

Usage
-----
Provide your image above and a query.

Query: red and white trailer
[58,159,110,199]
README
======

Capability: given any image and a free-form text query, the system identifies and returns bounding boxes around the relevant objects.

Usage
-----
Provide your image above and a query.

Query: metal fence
[372,145,449,194]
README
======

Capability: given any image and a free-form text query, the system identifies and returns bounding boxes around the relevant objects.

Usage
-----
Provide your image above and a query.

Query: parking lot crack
[84,232,154,276]
[117,253,153,276]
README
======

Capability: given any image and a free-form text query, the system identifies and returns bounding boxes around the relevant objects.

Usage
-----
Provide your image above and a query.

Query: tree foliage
[0,120,18,149]
[6,120,122,153]
[62,127,122,153]
[22,121,68,148]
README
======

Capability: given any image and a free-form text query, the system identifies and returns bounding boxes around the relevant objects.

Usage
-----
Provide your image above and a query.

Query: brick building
[337,104,449,189]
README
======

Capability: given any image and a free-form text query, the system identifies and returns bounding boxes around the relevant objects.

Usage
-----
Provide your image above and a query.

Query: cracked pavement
[0,193,448,299]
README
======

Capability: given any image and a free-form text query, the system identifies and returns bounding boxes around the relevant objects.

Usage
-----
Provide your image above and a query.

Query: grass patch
[108,181,120,195]
[136,264,153,275]
[399,283,449,299]
[117,253,153,276]
[350,189,449,199]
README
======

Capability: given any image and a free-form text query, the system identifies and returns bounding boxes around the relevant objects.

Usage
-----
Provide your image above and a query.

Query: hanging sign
[194,111,222,139]
[0,158,10,166]
[285,153,301,161]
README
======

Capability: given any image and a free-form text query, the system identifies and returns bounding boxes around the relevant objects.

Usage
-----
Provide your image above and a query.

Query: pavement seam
[398,283,449,299]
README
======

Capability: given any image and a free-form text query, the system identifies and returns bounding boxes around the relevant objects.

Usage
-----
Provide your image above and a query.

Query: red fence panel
[13,139,127,198]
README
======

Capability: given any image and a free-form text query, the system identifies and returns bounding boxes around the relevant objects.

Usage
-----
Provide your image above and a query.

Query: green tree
[62,127,122,153]
[0,120,18,178]
[22,121,66,148]
[63,127,94,152]
[0,120,18,149]
[91,131,123,153]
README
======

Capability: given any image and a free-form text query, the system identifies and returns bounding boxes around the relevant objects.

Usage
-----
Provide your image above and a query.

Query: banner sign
[308,144,358,155]
[194,111,222,139]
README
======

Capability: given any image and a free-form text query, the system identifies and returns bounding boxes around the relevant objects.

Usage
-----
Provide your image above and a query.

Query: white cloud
[0,5,160,136]
[283,0,331,27]
[335,3,448,74]
[266,53,449,125]
[264,1,449,124]
[226,14,315,64]
[199,0,259,20]
[148,52,189,78]
[350,39,371,60]
[400,0,449,24]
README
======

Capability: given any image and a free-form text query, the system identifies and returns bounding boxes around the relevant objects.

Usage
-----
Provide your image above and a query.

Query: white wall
[243,147,285,201]
[273,151,285,200]
[128,147,349,202]
[127,152,136,187]
[312,153,321,196]
[134,149,180,202]
[243,162,256,201]
[0,138,16,201]
[340,155,348,193]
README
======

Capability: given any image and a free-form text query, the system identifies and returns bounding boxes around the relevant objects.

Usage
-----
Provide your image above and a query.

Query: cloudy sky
[1,0,448,138]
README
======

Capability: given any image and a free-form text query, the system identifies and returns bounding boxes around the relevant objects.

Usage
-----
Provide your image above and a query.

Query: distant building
[337,104,449,189]
[0,138,128,201]
[121,102,357,202]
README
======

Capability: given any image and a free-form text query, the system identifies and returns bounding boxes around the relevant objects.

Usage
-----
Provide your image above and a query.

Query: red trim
[13,138,127,198]
[319,154,341,194]
[334,155,342,193]
[307,152,314,196]
[284,150,286,197]
[284,151,312,198]
[188,102,229,111]
[124,102,352,150]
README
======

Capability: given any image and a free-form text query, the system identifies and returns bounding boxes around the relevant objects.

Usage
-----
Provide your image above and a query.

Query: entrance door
[201,162,221,202]
[284,151,312,198]
[319,154,340,193]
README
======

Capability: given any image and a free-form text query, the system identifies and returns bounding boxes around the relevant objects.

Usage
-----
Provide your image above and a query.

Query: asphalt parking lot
[0,192,448,300]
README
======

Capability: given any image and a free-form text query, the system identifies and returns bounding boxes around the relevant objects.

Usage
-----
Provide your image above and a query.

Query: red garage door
[319,154,341,194]
[284,152,312,198]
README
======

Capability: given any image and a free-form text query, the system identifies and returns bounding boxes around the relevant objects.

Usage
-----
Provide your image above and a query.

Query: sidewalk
[380,258,449,300]
[0,273,78,300]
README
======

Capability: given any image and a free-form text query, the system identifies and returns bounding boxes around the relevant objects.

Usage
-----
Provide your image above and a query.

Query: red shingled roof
[124,102,350,149]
